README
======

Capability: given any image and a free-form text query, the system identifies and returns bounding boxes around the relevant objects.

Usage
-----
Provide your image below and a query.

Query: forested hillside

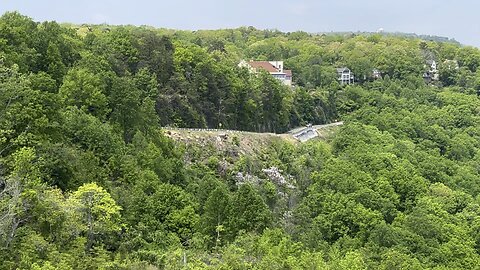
[1,12,480,269]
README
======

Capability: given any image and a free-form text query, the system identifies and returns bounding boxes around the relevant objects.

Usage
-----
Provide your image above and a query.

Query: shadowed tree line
[1,12,480,269]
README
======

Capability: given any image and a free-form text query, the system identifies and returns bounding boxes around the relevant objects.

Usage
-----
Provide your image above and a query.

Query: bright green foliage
[69,182,122,251]
[59,67,109,119]
[200,184,231,247]
[228,184,272,238]
[0,12,39,72]
[1,12,480,269]
[0,64,59,154]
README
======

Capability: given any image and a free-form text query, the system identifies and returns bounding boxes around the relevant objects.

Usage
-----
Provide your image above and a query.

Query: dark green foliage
[1,12,480,269]
[227,184,272,238]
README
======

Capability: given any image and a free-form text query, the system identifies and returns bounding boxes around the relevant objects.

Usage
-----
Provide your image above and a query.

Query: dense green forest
[1,11,480,269]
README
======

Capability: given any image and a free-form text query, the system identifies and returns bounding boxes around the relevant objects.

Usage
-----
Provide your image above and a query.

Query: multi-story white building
[372,69,382,80]
[336,67,355,85]
[423,60,439,83]
[239,60,293,86]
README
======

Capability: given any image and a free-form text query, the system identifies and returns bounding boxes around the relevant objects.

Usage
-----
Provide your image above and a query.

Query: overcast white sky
[1,0,479,47]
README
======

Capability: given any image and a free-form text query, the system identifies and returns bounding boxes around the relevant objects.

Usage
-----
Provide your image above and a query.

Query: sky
[1,0,479,47]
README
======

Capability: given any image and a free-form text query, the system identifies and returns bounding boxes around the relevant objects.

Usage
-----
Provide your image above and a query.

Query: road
[163,121,344,143]
[289,122,344,142]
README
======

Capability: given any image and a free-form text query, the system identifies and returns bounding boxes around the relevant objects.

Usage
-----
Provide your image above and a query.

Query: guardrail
[162,127,276,135]
[162,121,344,141]
[311,121,344,129]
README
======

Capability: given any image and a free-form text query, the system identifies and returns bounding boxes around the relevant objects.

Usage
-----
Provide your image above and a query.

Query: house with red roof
[239,60,293,86]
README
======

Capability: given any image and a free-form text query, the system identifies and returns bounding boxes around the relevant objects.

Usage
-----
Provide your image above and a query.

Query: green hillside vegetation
[1,11,480,269]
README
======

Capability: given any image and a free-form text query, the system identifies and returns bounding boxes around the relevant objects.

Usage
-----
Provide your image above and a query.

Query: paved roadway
[290,122,344,142]
[163,121,344,143]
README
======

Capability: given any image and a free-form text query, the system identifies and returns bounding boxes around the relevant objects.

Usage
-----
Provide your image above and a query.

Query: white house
[424,60,439,82]
[239,60,293,86]
[372,69,382,80]
[336,67,355,85]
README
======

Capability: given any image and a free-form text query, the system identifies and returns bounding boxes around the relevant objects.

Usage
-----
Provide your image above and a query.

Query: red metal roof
[248,61,279,73]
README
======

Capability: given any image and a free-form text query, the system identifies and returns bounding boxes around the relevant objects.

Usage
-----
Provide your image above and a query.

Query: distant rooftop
[248,61,279,73]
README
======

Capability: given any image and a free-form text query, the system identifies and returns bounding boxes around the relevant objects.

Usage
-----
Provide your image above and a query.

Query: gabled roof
[248,61,279,73]
[336,67,350,73]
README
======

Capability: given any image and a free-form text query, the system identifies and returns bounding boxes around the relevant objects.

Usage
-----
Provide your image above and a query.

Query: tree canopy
[1,11,480,269]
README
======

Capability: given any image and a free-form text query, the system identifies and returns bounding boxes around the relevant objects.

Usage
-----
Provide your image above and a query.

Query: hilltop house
[427,60,438,72]
[372,69,382,80]
[336,67,355,85]
[423,60,439,83]
[239,60,293,86]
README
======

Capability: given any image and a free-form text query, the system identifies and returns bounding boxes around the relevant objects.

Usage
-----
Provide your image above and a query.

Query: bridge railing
[162,126,277,135]
[163,121,343,139]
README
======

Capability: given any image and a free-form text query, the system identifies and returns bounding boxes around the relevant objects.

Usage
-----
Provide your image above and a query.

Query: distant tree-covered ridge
[1,11,480,269]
